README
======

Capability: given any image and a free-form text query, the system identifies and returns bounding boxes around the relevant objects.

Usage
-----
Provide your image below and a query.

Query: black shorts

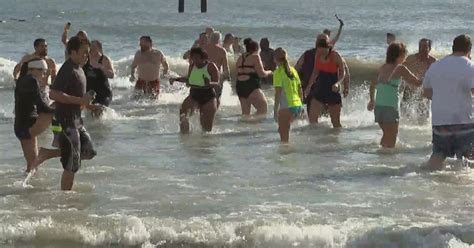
[14,117,36,140]
[59,126,96,173]
[236,79,261,99]
[432,124,474,160]
[190,87,216,106]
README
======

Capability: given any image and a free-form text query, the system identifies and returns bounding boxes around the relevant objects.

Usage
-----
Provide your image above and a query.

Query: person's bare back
[203,44,226,70]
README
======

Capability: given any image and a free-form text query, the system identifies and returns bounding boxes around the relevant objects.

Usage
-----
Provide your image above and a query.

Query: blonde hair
[275,47,294,78]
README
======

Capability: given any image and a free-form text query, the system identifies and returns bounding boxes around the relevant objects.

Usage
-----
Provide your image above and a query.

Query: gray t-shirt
[51,59,86,129]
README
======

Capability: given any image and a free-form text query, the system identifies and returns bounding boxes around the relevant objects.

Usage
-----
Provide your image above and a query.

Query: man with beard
[130,36,169,99]
[13,38,57,87]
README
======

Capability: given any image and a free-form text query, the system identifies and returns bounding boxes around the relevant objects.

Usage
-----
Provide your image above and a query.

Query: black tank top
[83,55,112,101]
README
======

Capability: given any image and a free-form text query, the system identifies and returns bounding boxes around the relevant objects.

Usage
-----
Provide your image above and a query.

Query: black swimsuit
[190,87,216,106]
[236,54,261,98]
[83,55,113,106]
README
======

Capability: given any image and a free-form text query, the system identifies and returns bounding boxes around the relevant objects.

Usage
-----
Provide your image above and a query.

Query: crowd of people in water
[11,17,474,190]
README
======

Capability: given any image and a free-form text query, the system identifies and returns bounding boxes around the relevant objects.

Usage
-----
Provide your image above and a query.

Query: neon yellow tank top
[189,64,210,87]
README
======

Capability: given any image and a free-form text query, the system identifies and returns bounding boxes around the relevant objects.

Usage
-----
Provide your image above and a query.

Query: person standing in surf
[223,33,234,54]
[130,36,169,100]
[13,38,57,85]
[422,34,474,171]
[14,58,55,173]
[61,22,89,60]
[235,39,272,118]
[202,31,230,105]
[273,48,303,143]
[49,37,98,190]
[367,42,422,148]
[259,38,276,85]
[83,40,115,116]
[170,48,220,133]
[401,38,437,124]
[304,34,347,128]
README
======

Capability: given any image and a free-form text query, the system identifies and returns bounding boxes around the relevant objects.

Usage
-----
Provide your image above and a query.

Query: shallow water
[1,0,474,247]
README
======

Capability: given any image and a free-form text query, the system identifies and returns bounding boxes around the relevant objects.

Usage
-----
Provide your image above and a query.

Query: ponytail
[275,47,294,79]
[282,56,294,79]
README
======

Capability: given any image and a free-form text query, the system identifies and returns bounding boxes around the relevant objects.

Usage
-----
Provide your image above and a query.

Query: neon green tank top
[189,64,210,87]
[273,65,303,108]
[375,79,402,109]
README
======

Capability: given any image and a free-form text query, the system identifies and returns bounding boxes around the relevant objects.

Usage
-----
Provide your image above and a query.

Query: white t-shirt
[423,55,474,126]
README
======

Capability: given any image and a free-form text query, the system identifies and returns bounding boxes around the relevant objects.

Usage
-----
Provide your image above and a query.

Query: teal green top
[375,79,402,109]
[189,64,210,87]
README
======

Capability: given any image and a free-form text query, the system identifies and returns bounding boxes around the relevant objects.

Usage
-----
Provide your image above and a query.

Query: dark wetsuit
[298,48,317,92]
[14,75,54,140]
[83,55,112,106]
[236,54,261,98]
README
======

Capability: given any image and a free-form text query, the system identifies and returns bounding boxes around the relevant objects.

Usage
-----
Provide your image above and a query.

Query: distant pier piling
[178,0,207,13]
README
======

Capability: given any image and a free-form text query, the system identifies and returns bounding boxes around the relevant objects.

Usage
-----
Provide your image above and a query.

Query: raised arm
[331,15,344,46]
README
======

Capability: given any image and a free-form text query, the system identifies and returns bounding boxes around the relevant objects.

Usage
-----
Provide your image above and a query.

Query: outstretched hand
[335,14,344,26]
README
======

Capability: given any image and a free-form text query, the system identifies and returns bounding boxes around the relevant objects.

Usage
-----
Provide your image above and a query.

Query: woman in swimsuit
[304,36,346,128]
[170,48,220,133]
[368,42,421,148]
[235,39,272,118]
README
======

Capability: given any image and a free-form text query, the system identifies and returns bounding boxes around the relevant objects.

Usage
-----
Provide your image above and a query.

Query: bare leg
[278,109,293,143]
[249,89,268,116]
[28,113,53,137]
[20,138,38,172]
[200,98,218,132]
[308,99,323,124]
[61,170,75,191]
[422,154,445,171]
[328,104,342,128]
[379,123,399,148]
[32,148,61,170]
[180,96,195,134]
[239,97,252,116]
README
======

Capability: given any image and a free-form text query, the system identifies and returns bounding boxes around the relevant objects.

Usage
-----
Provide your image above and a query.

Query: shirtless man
[259,38,276,85]
[202,31,230,103]
[183,32,208,60]
[13,38,57,86]
[130,36,169,99]
[401,38,437,124]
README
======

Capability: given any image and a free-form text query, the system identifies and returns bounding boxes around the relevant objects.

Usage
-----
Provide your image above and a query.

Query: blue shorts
[288,106,303,117]
[432,124,474,159]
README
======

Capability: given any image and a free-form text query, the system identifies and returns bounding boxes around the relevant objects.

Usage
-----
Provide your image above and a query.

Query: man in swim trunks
[130,36,169,99]
[49,36,98,190]
[202,31,230,104]
[259,38,276,85]
[13,38,57,87]
[422,34,474,171]
[402,38,437,124]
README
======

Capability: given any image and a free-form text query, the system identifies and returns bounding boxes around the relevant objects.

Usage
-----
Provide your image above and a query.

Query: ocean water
[1,0,474,247]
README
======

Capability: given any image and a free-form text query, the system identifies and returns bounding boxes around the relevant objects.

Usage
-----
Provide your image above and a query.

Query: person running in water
[273,48,303,143]
[14,58,54,172]
[367,42,422,148]
[130,36,169,99]
[304,34,347,128]
[422,34,474,171]
[83,40,115,116]
[202,31,230,104]
[49,37,98,190]
[401,38,437,124]
[235,39,272,118]
[170,48,220,133]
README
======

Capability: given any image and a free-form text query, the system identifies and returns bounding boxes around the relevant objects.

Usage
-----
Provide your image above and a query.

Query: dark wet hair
[224,33,234,43]
[245,40,259,53]
[323,29,331,36]
[386,42,407,64]
[140,36,152,43]
[67,36,90,55]
[243,38,252,47]
[316,39,330,48]
[190,47,208,60]
[419,38,432,49]
[452,34,472,53]
[19,58,43,78]
[33,38,46,48]
[387,33,395,38]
